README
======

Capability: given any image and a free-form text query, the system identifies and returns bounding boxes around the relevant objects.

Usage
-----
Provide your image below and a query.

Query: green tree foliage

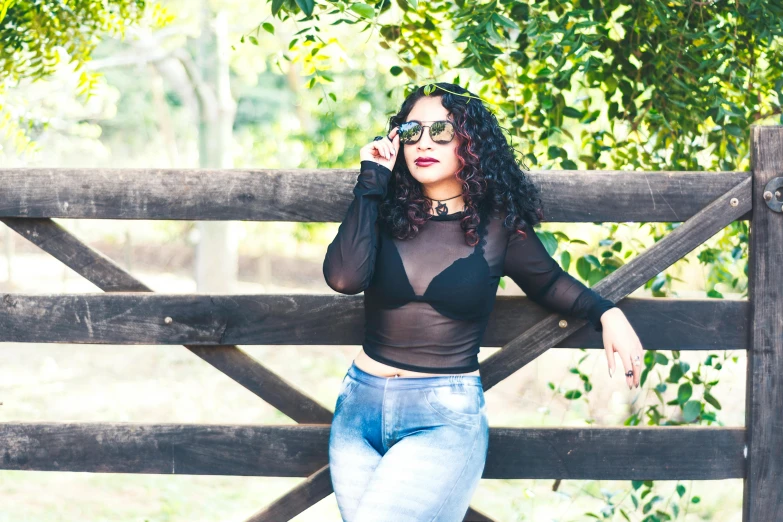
[263,0,783,172]
[0,0,171,153]
[1,1,145,86]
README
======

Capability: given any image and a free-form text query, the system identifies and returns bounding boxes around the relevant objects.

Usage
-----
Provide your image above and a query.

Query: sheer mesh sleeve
[503,223,617,332]
[323,160,393,294]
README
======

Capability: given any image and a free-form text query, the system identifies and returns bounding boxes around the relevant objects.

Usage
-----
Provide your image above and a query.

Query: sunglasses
[398,120,456,145]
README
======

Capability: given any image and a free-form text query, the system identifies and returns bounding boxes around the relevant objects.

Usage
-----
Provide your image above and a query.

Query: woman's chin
[410,169,450,183]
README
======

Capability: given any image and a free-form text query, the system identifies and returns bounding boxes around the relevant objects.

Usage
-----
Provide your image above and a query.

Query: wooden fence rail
[0,125,780,522]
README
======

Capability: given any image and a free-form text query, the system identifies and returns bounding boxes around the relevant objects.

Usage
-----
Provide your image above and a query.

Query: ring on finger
[625,370,634,377]
[633,354,641,366]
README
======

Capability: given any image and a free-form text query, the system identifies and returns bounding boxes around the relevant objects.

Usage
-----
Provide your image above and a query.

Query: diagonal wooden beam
[2,217,486,521]
[242,464,493,522]
[463,507,495,521]
[0,217,334,424]
[244,465,333,522]
[1,216,345,518]
[480,176,753,391]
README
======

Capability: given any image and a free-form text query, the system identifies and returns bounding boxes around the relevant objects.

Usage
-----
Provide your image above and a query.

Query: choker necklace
[427,193,463,216]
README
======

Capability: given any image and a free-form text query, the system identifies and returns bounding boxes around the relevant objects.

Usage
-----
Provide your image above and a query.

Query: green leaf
[416,50,432,67]
[560,250,571,271]
[724,124,743,137]
[576,256,591,280]
[295,0,315,16]
[677,382,692,404]
[350,3,375,18]
[538,231,558,256]
[668,363,683,382]
[602,257,623,269]
[491,13,519,30]
[262,22,275,35]
[548,145,566,159]
[587,270,602,286]
[704,392,722,410]
[682,400,701,422]
[584,254,601,269]
[561,159,577,169]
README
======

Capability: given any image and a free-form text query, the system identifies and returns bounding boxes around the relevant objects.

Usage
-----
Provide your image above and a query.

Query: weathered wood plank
[1,218,147,292]
[186,345,335,424]
[244,465,333,522]
[0,168,750,222]
[1,217,334,424]
[0,423,745,480]
[743,126,783,521]
[0,423,328,476]
[485,425,745,480]
[0,293,748,350]
[480,176,753,390]
[463,507,495,522]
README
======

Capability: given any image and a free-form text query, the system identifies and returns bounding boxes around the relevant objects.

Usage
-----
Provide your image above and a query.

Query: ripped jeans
[328,361,489,522]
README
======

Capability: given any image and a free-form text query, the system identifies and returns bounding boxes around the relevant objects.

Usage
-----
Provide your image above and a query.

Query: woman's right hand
[359,126,400,171]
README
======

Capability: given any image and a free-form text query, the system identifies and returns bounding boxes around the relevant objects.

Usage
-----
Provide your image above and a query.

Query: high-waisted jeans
[328,361,489,522]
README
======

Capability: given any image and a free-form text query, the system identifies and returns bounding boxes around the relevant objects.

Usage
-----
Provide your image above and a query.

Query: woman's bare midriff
[353,348,481,378]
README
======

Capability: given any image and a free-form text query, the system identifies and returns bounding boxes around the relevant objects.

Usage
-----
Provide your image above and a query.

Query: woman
[323,82,643,522]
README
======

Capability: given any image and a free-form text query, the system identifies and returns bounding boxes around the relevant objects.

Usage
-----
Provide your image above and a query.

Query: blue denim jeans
[328,361,489,522]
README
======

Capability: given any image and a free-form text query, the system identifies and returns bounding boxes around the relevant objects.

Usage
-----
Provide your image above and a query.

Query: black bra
[365,216,498,321]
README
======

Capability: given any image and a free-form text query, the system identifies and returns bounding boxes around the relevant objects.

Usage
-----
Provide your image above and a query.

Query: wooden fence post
[744,125,783,521]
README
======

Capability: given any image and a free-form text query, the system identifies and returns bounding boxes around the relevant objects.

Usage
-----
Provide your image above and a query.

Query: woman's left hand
[600,308,644,389]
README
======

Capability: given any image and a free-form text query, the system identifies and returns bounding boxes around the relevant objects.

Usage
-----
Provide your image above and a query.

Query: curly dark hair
[378,82,545,246]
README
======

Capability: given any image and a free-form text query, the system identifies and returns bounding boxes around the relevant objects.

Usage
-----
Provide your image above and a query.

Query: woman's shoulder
[487,207,534,239]
[486,208,515,240]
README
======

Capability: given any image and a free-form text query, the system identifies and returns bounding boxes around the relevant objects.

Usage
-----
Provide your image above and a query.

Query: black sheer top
[323,160,617,374]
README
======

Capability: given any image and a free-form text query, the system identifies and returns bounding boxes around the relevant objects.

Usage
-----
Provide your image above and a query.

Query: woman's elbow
[323,266,369,295]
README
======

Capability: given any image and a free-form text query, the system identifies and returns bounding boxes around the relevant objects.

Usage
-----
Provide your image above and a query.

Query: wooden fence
[0,125,780,521]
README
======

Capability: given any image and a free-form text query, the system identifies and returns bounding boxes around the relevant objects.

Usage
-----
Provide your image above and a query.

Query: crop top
[322,160,618,374]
